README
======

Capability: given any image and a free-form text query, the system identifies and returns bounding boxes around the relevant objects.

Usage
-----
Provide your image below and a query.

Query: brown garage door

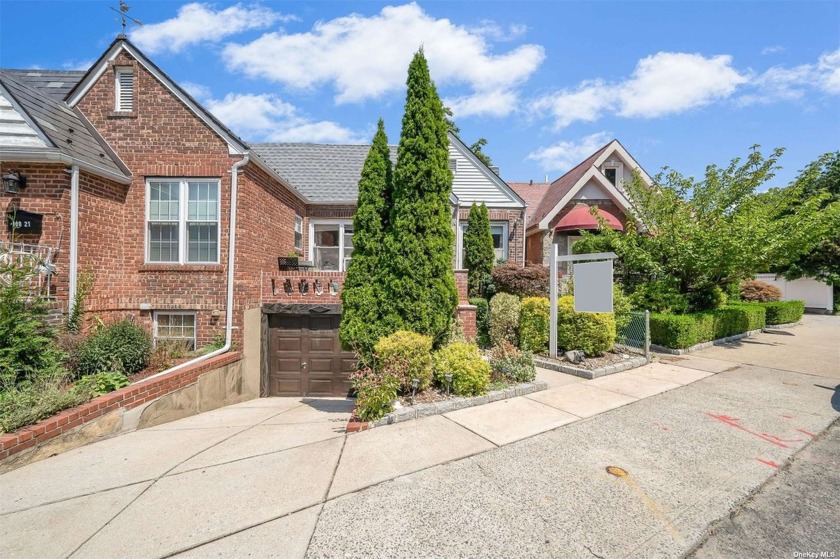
[267,314,355,397]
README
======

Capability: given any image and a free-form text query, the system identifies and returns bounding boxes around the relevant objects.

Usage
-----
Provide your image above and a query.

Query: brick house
[509,139,652,266]
[0,36,522,398]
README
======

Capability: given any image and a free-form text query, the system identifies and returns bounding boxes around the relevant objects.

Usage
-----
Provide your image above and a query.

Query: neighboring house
[509,139,652,266]
[0,36,516,398]
[252,133,527,271]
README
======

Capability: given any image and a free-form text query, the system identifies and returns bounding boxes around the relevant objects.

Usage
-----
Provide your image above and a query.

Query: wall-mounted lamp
[3,170,26,194]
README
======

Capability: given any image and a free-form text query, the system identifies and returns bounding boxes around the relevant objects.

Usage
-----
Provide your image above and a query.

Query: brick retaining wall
[0,352,242,461]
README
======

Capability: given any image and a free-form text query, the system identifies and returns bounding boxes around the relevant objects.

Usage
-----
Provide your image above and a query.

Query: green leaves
[464,204,494,297]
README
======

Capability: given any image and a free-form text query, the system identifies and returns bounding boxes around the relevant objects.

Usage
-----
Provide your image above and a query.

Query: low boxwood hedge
[759,301,805,325]
[650,304,769,349]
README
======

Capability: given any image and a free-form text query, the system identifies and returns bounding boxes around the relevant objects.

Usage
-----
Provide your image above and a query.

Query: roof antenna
[110,1,142,36]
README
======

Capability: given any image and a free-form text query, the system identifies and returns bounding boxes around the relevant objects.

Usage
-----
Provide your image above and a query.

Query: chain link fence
[616,310,650,358]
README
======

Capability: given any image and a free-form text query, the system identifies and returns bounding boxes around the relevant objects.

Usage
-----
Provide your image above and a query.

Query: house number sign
[6,209,43,234]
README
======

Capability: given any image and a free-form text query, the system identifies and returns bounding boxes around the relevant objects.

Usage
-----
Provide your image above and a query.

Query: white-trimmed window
[146,179,220,264]
[309,220,353,271]
[153,312,196,349]
[601,161,623,187]
[457,220,509,267]
[115,67,134,112]
[294,215,303,251]
[449,158,458,172]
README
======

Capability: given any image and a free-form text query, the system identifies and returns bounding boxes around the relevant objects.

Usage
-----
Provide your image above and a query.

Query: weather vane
[110,1,142,35]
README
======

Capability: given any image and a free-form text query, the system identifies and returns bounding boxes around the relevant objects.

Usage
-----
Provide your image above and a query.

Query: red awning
[554,204,624,233]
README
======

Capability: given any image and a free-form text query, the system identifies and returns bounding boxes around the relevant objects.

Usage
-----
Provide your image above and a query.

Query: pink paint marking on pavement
[780,414,794,419]
[796,428,816,438]
[756,458,779,468]
[705,413,790,448]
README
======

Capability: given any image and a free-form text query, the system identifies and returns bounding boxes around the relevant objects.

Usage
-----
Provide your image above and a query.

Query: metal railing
[0,240,56,299]
[616,310,650,359]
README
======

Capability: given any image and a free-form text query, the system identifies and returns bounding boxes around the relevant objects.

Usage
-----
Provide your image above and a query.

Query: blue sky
[1,1,838,187]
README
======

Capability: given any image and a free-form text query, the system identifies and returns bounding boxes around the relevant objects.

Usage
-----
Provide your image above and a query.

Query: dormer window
[115,67,134,112]
[602,161,623,187]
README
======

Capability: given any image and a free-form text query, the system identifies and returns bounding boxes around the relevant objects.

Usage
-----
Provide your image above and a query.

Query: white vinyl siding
[0,91,48,148]
[447,143,521,208]
[146,179,220,264]
[153,312,196,349]
[115,67,134,112]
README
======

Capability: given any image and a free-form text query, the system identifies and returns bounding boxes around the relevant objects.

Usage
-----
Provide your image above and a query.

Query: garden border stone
[367,380,548,429]
[533,355,648,380]
[763,321,801,330]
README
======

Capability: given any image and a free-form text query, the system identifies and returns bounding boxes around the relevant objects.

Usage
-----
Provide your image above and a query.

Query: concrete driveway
[1,315,838,558]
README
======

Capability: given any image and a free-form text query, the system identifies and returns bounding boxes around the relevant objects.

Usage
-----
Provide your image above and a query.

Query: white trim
[593,140,653,186]
[447,132,526,208]
[0,147,131,184]
[308,218,353,271]
[294,215,303,251]
[66,40,247,155]
[537,167,633,230]
[152,310,197,349]
[68,165,80,318]
[145,178,221,265]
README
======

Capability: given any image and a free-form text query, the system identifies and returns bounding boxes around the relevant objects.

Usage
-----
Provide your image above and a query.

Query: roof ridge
[549,138,614,186]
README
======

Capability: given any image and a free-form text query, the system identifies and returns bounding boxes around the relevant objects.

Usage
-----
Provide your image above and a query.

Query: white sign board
[573,260,613,313]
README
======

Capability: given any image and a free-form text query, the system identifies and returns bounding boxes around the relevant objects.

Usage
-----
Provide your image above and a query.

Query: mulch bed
[536,349,636,371]
[128,356,194,383]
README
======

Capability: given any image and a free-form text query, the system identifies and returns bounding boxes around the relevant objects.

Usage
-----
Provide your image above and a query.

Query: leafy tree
[463,203,495,297]
[380,48,458,341]
[340,119,393,354]
[470,138,493,168]
[443,106,460,135]
[771,152,840,285]
[575,147,840,311]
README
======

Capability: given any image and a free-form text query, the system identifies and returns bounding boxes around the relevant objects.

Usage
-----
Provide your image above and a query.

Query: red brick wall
[0,352,241,462]
[262,271,345,304]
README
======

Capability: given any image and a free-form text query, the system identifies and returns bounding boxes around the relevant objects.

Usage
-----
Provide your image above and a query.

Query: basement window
[115,67,134,112]
[153,312,196,350]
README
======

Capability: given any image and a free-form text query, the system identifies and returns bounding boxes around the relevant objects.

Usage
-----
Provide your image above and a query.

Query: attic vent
[448,158,457,172]
[115,67,134,112]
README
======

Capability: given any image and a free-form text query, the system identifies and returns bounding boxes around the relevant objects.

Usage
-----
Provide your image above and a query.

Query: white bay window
[147,179,220,264]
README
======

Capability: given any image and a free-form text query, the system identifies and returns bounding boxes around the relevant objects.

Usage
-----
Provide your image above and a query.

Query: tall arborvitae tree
[463,203,495,297]
[380,48,458,341]
[340,119,393,355]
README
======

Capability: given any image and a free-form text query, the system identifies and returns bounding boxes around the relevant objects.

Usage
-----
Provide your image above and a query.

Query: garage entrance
[266,312,355,397]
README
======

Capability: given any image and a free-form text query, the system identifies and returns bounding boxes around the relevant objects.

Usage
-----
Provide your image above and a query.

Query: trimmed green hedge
[759,301,805,325]
[650,305,769,349]
[519,297,550,353]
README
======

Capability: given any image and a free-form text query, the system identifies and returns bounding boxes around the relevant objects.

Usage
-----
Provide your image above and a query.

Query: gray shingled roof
[3,70,85,101]
[252,143,398,203]
[0,70,129,180]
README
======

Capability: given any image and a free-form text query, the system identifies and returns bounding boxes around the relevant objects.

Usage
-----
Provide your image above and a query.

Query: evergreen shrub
[374,330,433,391]
[489,293,520,347]
[519,297,550,353]
[556,296,615,356]
[432,342,490,396]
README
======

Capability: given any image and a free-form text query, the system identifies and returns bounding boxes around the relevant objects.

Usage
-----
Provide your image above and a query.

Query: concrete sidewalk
[1,315,837,558]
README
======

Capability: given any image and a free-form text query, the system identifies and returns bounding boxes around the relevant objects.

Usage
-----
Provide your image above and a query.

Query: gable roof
[447,132,526,208]
[529,141,612,229]
[64,36,248,156]
[3,70,84,101]
[0,70,130,183]
[508,181,550,222]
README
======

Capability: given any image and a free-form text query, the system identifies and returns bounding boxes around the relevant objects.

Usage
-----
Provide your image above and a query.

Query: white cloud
[204,93,365,143]
[62,59,93,71]
[526,132,612,173]
[131,3,296,55]
[222,2,544,117]
[761,45,786,55]
[469,20,528,42]
[181,81,212,100]
[740,48,840,104]
[531,52,748,130]
[443,89,518,118]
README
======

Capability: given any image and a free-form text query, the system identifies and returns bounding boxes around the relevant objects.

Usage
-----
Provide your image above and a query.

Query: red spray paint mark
[653,422,671,431]
[705,413,791,448]
[795,428,816,438]
[765,434,805,444]
[781,414,793,419]
[756,458,779,468]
